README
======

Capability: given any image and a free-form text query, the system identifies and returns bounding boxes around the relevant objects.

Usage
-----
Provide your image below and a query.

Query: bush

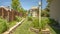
[32,18,39,29]
[41,10,49,17]
[31,17,50,29]
[49,19,54,23]
[28,16,32,21]
[49,18,59,25]
[0,18,8,34]
[15,16,21,22]
[40,17,50,29]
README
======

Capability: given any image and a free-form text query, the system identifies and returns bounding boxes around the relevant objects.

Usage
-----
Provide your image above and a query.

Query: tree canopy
[11,0,21,12]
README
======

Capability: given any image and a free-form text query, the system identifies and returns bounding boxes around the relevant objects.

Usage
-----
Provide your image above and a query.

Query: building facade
[47,0,60,24]
[29,6,39,17]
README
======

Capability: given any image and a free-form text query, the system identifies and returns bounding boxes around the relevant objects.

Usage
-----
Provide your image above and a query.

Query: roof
[0,6,11,11]
[31,6,38,10]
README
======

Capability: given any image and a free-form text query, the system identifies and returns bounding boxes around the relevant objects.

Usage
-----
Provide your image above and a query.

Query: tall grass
[32,18,39,29]
[15,16,22,22]
[41,17,50,29]
[0,17,8,34]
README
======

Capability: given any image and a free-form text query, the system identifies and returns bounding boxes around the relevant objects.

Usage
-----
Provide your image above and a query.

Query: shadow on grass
[48,23,60,34]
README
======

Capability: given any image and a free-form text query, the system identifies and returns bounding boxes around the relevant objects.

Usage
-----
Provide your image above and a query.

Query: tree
[11,0,21,12]
[41,10,49,17]
[20,8,27,17]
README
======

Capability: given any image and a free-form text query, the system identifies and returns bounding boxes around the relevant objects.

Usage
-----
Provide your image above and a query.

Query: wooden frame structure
[0,6,21,21]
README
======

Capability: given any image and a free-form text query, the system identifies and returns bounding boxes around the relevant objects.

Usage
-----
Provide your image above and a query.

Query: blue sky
[0,0,47,10]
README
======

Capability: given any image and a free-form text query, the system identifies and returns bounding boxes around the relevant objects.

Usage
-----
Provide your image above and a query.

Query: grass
[8,17,23,28]
[48,19,60,34]
[7,17,60,34]
[8,21,17,28]
[0,18,7,34]
[48,25,57,34]
[12,18,35,34]
[48,25,60,34]
[0,17,23,34]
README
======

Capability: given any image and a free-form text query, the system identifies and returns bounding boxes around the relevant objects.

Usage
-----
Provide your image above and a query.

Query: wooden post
[8,10,10,22]
[11,10,14,21]
[2,8,4,18]
[0,8,2,16]
[12,11,14,21]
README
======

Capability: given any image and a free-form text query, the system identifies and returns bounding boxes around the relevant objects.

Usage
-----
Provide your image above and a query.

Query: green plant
[40,17,50,29]
[49,19,55,23]
[11,0,21,12]
[32,18,39,29]
[15,16,21,22]
[41,9,49,17]
[49,18,59,25]
[0,17,8,34]
[28,16,32,21]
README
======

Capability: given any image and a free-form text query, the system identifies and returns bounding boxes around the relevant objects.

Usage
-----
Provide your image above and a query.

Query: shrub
[32,18,39,29]
[40,17,50,29]
[31,17,50,29]
[41,10,49,17]
[0,18,8,34]
[28,16,32,21]
[49,19,55,23]
[49,18,59,25]
[15,16,21,22]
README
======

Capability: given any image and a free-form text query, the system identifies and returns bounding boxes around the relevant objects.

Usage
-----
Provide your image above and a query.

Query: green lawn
[9,17,60,34]
[12,19,35,34]
[8,21,17,28]
[8,17,23,28]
